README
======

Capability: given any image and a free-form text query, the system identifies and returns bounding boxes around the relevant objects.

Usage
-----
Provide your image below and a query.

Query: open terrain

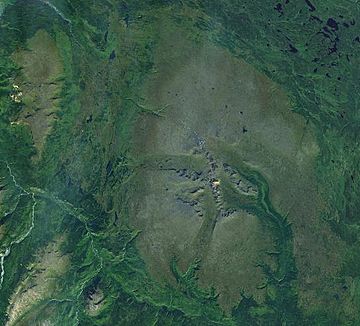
[131,22,344,312]
[0,1,359,325]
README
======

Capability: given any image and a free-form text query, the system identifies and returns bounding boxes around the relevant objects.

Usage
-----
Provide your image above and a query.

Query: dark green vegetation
[0,0,359,325]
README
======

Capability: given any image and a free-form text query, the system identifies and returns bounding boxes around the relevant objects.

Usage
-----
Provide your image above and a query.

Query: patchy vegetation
[12,29,64,157]
[7,235,69,325]
[0,0,359,325]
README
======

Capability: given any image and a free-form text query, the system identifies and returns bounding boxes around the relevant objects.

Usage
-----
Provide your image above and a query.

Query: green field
[0,0,359,325]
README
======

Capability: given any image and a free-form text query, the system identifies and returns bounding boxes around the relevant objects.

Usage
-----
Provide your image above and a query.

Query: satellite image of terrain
[0,0,359,325]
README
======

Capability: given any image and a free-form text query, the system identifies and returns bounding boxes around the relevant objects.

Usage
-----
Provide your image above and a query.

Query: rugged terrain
[0,0,359,325]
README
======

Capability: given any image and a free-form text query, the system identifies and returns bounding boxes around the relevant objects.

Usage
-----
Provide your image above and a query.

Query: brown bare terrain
[6,236,69,325]
[130,20,344,311]
[12,29,64,158]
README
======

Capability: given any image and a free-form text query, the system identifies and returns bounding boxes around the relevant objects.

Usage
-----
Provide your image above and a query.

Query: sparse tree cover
[0,0,359,325]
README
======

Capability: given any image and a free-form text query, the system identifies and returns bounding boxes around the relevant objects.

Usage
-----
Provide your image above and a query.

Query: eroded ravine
[0,162,103,325]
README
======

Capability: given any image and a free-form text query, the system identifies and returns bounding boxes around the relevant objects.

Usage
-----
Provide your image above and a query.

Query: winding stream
[0,162,37,290]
